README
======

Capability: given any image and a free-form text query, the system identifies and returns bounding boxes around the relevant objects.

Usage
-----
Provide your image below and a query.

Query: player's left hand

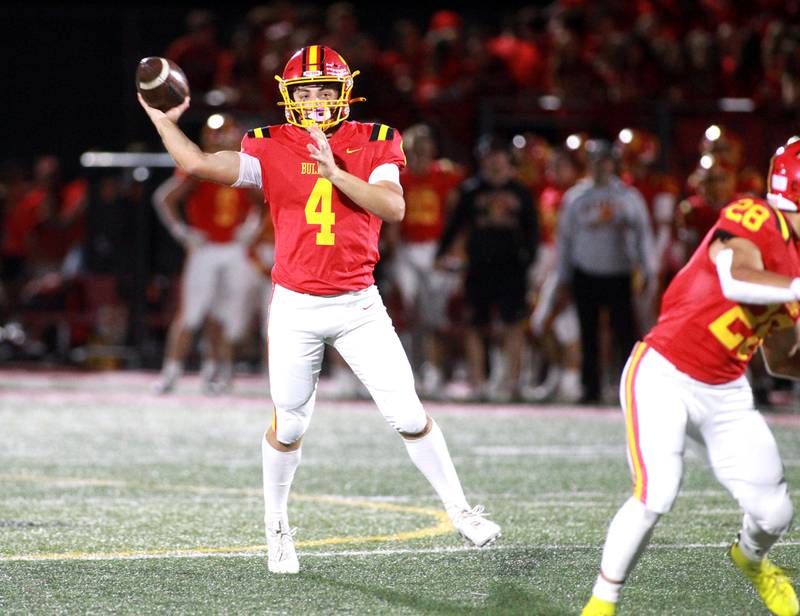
[306,126,338,182]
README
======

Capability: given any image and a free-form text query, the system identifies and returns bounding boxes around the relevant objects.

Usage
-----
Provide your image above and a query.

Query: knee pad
[639,473,682,515]
[274,410,310,446]
[223,316,247,343]
[273,395,316,446]
[181,307,206,331]
[745,483,794,536]
[386,400,427,435]
[554,306,580,345]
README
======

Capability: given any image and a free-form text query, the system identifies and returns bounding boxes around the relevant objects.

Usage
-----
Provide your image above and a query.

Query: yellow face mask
[275,46,365,131]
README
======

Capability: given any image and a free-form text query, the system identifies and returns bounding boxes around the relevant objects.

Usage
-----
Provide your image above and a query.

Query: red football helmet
[767,137,800,212]
[275,45,364,131]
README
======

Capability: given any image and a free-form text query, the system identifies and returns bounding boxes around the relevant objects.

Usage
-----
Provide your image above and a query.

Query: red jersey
[399,161,461,243]
[241,121,406,295]
[646,197,800,384]
[537,184,567,246]
[11,179,88,261]
[178,172,252,243]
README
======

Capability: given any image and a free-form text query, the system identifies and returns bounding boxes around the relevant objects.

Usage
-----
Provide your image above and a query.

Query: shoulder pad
[369,123,395,142]
[246,126,271,139]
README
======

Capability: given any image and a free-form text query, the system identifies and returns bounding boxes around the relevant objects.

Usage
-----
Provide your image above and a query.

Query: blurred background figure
[553,139,655,405]
[671,153,738,277]
[613,128,678,330]
[528,146,582,402]
[436,135,538,402]
[387,123,463,398]
[164,9,222,99]
[243,207,276,383]
[8,155,88,359]
[152,113,262,395]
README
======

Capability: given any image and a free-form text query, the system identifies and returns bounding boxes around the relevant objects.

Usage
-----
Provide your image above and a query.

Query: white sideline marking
[5,541,800,563]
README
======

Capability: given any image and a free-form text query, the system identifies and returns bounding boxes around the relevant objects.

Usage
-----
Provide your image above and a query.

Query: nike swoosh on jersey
[346,147,362,154]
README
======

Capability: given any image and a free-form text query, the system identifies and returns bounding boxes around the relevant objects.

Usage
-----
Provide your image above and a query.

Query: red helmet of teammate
[275,45,365,131]
[767,137,800,212]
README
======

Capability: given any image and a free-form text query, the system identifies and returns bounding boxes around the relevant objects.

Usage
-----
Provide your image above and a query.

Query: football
[135,57,190,112]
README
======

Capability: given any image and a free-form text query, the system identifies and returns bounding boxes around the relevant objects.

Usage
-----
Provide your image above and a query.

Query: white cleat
[266,520,299,574]
[152,374,178,395]
[450,505,502,547]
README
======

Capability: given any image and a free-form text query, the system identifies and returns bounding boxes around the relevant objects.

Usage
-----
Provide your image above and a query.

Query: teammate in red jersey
[139,45,501,574]
[389,123,463,397]
[670,154,738,276]
[581,138,800,616]
[152,113,262,395]
[528,147,582,402]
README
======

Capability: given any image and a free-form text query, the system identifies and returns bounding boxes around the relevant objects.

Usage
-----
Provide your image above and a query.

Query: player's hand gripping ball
[135,57,190,112]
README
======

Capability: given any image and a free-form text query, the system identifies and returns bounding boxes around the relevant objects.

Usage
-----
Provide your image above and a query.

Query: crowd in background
[1,1,799,406]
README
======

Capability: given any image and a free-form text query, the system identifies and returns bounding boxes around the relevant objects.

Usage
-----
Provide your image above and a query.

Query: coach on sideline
[552,139,656,405]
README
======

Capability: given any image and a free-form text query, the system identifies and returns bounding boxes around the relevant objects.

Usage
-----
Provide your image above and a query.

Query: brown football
[136,57,190,112]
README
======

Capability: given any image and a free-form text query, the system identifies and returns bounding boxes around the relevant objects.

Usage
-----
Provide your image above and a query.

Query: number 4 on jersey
[305,178,335,245]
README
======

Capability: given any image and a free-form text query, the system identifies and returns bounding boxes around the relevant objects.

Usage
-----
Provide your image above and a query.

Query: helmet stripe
[308,45,319,72]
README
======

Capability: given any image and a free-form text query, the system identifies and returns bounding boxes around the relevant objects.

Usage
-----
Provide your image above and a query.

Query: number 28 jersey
[645,197,800,384]
[241,121,405,295]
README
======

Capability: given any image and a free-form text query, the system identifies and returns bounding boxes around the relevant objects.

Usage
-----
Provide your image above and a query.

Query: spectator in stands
[436,135,538,402]
[0,161,33,311]
[553,139,655,405]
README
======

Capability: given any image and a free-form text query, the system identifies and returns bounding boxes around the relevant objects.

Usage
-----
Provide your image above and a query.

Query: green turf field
[1,372,798,615]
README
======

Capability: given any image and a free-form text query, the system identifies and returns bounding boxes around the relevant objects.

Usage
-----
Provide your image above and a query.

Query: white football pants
[267,284,427,444]
[620,342,792,536]
[182,242,254,340]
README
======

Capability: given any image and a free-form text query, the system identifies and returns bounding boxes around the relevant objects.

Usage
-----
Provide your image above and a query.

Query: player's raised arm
[305,125,405,222]
[138,94,241,186]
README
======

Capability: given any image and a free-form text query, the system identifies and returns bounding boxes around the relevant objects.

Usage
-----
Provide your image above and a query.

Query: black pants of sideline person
[571,268,639,404]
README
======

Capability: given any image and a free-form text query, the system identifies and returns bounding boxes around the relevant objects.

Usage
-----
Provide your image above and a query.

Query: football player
[671,154,738,273]
[581,138,800,616]
[388,123,463,397]
[152,113,262,395]
[139,45,501,574]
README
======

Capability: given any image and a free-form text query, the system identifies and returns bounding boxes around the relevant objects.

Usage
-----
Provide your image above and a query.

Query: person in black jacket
[436,135,538,401]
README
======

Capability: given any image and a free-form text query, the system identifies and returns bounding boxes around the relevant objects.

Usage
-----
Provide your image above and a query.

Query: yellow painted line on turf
[0,474,453,562]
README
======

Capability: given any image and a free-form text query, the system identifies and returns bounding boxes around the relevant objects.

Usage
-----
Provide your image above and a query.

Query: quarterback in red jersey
[139,45,500,575]
[582,138,800,616]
